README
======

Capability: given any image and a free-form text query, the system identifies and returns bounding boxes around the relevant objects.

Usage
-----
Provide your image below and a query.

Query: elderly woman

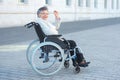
[36,6,90,67]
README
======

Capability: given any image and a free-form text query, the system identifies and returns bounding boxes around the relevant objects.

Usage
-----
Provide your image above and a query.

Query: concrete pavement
[0,23,120,80]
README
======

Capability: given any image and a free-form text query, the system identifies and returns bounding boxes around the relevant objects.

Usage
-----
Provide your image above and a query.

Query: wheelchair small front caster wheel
[75,66,80,73]
[64,61,69,68]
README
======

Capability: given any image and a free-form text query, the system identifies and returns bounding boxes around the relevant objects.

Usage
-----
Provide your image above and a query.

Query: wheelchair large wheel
[26,39,39,64]
[31,42,64,76]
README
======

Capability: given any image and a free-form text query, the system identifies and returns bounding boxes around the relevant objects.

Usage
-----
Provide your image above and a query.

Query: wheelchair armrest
[46,35,62,38]
[24,22,36,28]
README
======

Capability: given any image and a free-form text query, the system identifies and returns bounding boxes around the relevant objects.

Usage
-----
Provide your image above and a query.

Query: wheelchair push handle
[24,22,36,28]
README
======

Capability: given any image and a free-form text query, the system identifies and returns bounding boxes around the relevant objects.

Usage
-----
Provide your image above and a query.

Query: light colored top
[36,18,61,35]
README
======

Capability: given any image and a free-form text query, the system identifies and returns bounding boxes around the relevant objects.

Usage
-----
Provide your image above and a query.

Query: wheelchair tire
[74,66,80,73]
[64,60,69,68]
[31,42,64,76]
[26,39,39,64]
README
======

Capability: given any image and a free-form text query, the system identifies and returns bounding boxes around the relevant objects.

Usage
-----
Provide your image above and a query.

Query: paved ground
[0,23,120,80]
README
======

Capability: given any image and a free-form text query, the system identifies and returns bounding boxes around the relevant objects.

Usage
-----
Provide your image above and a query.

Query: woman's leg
[76,49,84,63]
[75,48,90,67]
[67,40,90,67]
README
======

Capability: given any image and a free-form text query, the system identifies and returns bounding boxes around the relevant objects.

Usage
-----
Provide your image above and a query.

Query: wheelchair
[25,22,84,76]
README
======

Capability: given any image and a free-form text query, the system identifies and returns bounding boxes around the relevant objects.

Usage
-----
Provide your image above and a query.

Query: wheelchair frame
[25,22,84,76]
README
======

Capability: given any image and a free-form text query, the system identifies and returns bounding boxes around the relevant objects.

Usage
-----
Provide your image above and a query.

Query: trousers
[64,40,85,64]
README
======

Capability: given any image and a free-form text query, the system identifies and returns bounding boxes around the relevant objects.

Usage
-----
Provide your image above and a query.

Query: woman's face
[39,10,49,20]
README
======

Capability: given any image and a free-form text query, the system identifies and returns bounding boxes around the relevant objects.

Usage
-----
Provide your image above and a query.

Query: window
[66,0,72,6]
[45,0,52,5]
[94,0,98,8]
[78,0,83,7]
[86,0,90,7]
[104,0,107,9]
[116,0,119,9]
[111,0,114,9]
[19,0,28,4]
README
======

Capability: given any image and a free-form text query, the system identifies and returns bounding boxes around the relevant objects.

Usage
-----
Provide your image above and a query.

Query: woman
[36,6,90,67]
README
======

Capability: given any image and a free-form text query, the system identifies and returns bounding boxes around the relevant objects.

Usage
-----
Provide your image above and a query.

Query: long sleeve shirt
[36,18,61,35]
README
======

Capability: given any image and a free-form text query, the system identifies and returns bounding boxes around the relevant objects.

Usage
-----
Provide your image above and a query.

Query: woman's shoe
[79,60,90,67]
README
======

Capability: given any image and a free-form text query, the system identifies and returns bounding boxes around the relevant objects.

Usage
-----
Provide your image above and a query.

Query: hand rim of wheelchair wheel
[31,42,64,76]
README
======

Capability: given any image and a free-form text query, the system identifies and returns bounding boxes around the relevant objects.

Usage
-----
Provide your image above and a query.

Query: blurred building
[0,0,120,27]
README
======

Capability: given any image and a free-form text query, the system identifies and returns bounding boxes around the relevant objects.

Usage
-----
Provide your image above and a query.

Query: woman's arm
[54,10,61,30]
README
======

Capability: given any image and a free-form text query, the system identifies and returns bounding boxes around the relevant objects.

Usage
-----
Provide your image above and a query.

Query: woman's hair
[37,6,48,17]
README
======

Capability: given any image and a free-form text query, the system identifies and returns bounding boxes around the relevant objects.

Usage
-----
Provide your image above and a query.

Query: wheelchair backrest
[34,23,46,42]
